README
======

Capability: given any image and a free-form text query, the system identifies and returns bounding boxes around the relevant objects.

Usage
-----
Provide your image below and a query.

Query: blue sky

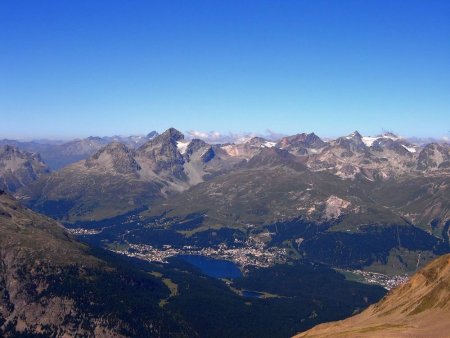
[1,0,449,139]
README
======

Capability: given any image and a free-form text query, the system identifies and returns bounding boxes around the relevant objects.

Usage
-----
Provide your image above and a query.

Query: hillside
[295,253,450,338]
[140,152,448,274]
[0,190,193,337]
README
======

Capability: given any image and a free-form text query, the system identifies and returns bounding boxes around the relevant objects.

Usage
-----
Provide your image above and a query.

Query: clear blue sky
[1,0,449,139]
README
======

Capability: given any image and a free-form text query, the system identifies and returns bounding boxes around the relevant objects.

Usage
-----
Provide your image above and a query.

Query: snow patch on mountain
[361,133,402,147]
[362,136,378,147]
[402,144,416,153]
[262,141,276,148]
[176,141,190,154]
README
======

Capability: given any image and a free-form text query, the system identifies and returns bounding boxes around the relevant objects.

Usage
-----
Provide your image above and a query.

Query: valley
[1,127,449,337]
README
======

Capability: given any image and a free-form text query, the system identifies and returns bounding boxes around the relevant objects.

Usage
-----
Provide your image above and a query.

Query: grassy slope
[21,166,163,222]
[144,165,406,228]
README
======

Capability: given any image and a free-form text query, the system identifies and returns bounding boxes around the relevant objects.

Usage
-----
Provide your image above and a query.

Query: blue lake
[179,255,242,279]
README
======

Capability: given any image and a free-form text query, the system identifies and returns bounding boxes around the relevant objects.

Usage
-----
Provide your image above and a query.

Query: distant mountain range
[1,128,449,271]
[0,131,158,170]
[1,127,449,231]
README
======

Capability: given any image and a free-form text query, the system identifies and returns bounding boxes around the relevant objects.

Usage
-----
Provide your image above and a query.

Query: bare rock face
[334,131,368,154]
[137,128,186,180]
[417,143,450,170]
[85,142,141,175]
[324,195,351,220]
[184,139,207,156]
[220,137,277,159]
[277,132,326,154]
[0,145,49,192]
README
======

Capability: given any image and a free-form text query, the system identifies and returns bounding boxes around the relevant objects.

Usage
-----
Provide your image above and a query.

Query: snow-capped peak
[345,131,362,140]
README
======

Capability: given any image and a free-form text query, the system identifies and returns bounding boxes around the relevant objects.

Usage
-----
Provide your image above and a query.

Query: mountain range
[3,128,449,223]
[0,131,158,170]
[1,128,449,271]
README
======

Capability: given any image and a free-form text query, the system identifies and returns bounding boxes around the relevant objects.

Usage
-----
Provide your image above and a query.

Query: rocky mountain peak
[183,139,217,164]
[157,128,184,143]
[245,137,269,146]
[348,130,363,140]
[417,143,450,170]
[382,131,399,139]
[0,145,49,192]
[137,128,186,179]
[89,141,130,156]
[371,137,414,156]
[1,145,37,159]
[138,128,184,151]
[146,130,159,139]
[277,133,325,152]
[334,131,367,153]
[185,139,209,155]
[304,132,325,148]
[85,142,141,174]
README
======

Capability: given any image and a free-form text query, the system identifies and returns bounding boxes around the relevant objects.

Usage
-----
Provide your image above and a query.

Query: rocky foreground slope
[0,189,192,337]
[295,253,450,338]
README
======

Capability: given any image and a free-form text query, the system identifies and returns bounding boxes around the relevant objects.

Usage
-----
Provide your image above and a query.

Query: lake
[179,254,242,279]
